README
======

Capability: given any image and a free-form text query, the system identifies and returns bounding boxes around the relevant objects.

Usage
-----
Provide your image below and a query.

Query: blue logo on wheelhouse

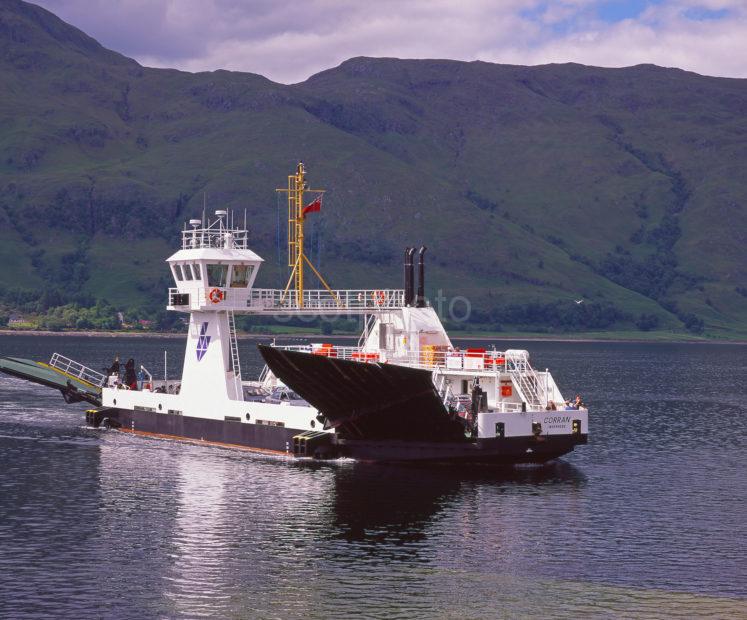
[196,322,211,361]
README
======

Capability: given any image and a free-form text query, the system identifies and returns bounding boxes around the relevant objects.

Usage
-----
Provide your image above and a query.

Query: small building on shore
[8,314,26,326]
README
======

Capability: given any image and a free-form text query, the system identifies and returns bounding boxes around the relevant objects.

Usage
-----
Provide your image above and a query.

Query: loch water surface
[0,335,745,618]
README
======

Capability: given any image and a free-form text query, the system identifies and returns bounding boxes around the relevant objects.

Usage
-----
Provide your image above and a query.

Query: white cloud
[32,0,747,83]
[495,2,747,79]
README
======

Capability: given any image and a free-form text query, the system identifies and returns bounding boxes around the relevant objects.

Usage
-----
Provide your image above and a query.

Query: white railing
[248,288,405,311]
[168,287,406,313]
[49,353,107,387]
[180,212,250,250]
[272,344,518,373]
[169,287,248,310]
[181,228,250,250]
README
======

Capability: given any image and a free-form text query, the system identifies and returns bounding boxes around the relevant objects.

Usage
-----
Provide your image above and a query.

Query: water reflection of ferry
[0,163,588,464]
[329,461,586,544]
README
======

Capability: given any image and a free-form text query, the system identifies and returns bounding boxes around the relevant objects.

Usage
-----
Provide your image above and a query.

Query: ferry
[0,163,588,463]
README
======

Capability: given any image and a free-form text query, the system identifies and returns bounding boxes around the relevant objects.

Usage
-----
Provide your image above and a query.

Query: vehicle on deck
[263,387,309,407]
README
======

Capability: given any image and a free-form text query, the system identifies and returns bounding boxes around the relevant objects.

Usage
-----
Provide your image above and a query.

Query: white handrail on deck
[168,287,406,312]
[272,344,535,375]
[49,353,107,387]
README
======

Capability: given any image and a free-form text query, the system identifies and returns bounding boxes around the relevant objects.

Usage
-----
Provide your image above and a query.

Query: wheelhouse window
[207,264,228,287]
[192,264,201,280]
[173,264,184,281]
[183,264,193,281]
[230,265,253,288]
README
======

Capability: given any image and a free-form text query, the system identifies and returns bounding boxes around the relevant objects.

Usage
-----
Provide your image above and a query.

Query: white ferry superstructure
[0,163,588,463]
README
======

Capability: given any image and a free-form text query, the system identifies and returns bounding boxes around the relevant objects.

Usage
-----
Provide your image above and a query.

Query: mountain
[1,0,746,337]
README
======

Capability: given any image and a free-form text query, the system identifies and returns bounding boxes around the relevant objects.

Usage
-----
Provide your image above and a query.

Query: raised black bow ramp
[257,344,465,442]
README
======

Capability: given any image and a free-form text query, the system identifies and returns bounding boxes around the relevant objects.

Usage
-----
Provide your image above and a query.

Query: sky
[33,0,747,84]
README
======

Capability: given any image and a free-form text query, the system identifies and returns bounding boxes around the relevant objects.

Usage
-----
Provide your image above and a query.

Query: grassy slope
[0,1,745,336]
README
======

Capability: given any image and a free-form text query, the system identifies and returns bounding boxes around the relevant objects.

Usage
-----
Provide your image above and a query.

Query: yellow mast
[276,162,337,307]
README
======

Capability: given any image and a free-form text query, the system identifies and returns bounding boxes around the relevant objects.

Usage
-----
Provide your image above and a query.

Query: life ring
[209,288,224,304]
[371,290,386,306]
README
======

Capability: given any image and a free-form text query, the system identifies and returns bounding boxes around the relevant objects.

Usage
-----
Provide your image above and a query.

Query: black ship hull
[335,436,585,464]
[100,407,301,456]
[97,407,585,463]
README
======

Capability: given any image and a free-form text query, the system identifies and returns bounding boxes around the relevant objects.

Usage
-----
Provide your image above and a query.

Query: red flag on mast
[302,195,322,217]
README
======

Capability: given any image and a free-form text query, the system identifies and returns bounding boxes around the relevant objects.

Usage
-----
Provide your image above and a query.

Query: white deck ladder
[358,313,377,348]
[432,367,458,409]
[506,358,544,409]
[227,310,243,400]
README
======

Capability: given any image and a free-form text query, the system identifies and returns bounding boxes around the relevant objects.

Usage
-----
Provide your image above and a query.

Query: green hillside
[1,0,746,337]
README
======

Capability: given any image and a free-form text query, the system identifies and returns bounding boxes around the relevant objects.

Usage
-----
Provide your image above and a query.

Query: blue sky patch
[522,1,663,30]
[683,6,730,21]
[522,2,731,31]
[597,1,659,22]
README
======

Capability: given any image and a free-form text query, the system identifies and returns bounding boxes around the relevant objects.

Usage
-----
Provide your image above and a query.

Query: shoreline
[1,329,745,345]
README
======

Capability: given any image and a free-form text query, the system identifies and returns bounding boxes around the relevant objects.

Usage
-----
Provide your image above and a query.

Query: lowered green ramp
[0,356,103,406]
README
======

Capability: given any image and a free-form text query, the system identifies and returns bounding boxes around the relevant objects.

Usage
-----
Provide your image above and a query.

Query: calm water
[0,335,745,619]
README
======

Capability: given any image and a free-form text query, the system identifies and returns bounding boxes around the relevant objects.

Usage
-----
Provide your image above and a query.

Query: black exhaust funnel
[416,246,427,308]
[404,247,413,306]
[404,247,416,305]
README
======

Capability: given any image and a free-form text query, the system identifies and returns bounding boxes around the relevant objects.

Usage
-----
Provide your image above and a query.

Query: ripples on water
[0,336,745,619]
